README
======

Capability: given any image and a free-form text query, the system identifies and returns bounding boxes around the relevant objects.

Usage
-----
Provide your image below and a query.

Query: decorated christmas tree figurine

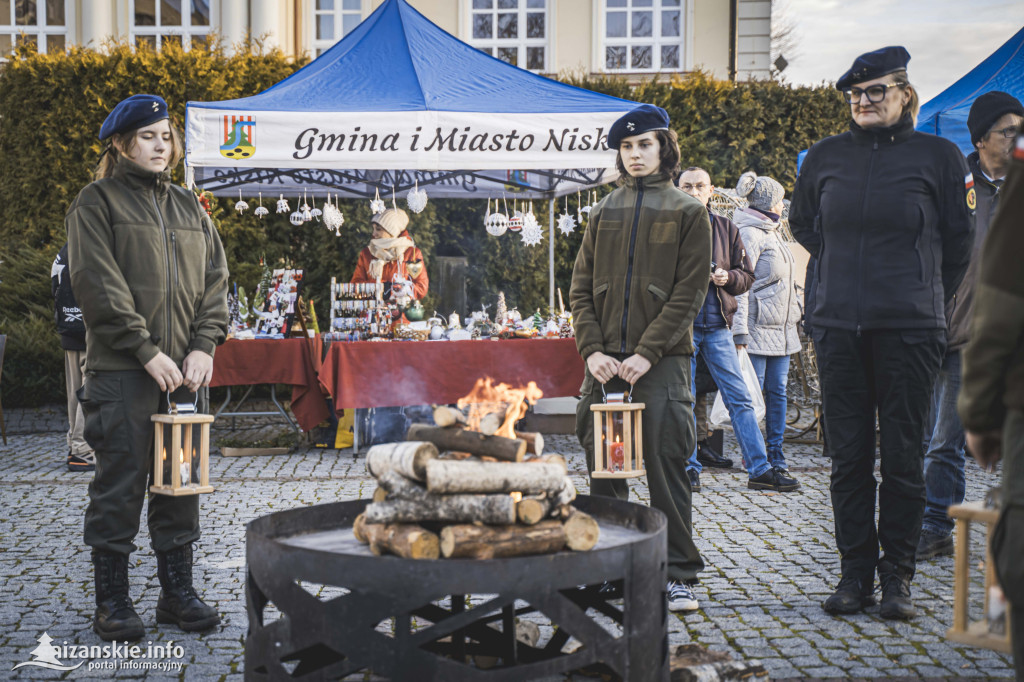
[237,285,252,328]
[496,291,507,328]
[532,308,544,329]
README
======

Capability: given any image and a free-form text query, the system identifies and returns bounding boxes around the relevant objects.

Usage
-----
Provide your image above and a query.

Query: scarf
[367,236,415,282]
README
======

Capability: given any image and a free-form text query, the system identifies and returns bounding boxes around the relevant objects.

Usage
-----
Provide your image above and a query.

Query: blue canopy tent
[917,25,1024,155]
[185,0,636,307]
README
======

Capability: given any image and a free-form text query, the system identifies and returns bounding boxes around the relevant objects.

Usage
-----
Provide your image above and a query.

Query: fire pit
[244,494,667,680]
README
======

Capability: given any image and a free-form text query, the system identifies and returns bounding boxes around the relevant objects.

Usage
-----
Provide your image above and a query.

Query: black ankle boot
[878,562,917,620]
[92,550,145,641]
[155,544,221,632]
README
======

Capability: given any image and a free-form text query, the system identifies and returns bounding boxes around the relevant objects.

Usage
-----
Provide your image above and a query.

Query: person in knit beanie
[350,207,429,301]
[736,171,785,214]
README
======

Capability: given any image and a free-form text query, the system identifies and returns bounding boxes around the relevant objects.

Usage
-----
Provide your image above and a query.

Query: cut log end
[563,510,600,551]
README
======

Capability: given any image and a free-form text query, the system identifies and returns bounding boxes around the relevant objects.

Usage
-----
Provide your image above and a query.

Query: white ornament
[484,198,508,236]
[276,194,290,214]
[521,204,540,233]
[520,224,543,247]
[406,180,428,214]
[557,212,576,235]
[301,203,313,222]
[234,189,249,214]
[289,210,305,226]
[370,187,386,215]
[508,211,524,233]
[311,196,322,221]
[254,191,269,218]
[323,194,345,235]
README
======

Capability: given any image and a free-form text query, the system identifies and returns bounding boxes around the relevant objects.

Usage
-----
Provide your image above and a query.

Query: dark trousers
[993,410,1024,674]
[814,328,944,580]
[576,355,705,582]
[81,371,203,555]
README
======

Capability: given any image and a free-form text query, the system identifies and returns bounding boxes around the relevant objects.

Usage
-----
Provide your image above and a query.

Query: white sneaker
[667,580,699,612]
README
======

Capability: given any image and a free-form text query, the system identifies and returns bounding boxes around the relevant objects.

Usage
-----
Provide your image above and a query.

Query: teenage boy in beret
[918,92,1023,561]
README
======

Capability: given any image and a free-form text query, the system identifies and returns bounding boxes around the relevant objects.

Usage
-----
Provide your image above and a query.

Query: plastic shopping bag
[709,347,766,427]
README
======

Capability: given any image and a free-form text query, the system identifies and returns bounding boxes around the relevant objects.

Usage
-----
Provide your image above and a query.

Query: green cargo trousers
[993,409,1024,671]
[576,354,705,583]
[80,370,203,555]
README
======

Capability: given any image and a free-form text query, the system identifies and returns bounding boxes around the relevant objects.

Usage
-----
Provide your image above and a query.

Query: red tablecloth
[211,338,331,431]
[319,338,585,410]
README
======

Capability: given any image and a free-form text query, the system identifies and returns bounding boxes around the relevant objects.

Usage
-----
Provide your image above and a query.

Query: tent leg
[549,198,555,313]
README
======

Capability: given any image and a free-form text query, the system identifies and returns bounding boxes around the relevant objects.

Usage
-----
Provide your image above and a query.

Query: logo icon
[220,115,255,160]
[12,633,84,671]
[626,121,635,131]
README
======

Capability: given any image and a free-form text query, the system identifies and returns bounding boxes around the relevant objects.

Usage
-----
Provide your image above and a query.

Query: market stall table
[211,338,331,433]
[318,338,584,411]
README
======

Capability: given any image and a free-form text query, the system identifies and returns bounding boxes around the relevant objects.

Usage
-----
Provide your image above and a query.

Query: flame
[510,492,523,503]
[457,377,543,439]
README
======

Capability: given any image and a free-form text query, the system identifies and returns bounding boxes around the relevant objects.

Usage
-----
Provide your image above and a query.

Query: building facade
[2,0,771,80]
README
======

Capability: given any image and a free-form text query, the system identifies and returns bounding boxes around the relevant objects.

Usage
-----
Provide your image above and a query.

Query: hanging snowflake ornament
[520,223,544,247]
[254,192,269,219]
[484,198,508,236]
[235,189,249,214]
[276,194,290,213]
[406,179,428,214]
[370,187,386,215]
[323,193,345,235]
[557,196,576,235]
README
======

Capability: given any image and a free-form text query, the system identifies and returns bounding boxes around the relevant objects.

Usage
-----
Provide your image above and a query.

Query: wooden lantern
[151,400,215,496]
[945,501,1013,653]
[590,390,645,478]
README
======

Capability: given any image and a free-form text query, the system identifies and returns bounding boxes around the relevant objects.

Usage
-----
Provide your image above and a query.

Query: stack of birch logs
[352,405,599,560]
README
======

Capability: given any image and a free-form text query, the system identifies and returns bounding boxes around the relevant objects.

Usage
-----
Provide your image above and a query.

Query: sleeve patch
[964,172,974,190]
[967,187,977,210]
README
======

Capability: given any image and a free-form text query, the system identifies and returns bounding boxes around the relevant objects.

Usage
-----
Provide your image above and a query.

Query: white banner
[186,109,625,171]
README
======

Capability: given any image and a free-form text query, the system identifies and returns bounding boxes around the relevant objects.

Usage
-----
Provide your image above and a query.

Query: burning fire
[457,377,543,439]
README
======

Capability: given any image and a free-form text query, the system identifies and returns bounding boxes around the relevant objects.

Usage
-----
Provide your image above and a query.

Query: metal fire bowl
[245,494,668,681]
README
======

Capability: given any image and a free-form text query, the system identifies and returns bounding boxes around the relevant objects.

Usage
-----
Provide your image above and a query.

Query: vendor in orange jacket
[350,208,429,301]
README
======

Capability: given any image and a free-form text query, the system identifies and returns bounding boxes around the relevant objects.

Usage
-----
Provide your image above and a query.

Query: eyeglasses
[680,183,709,191]
[842,82,906,104]
[988,126,1019,140]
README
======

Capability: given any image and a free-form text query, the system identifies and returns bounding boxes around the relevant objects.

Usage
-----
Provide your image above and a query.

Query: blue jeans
[922,351,966,537]
[688,326,772,478]
[749,353,790,469]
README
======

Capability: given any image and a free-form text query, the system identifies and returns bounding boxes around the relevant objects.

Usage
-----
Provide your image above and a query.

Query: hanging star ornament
[557,212,576,235]
[520,223,544,247]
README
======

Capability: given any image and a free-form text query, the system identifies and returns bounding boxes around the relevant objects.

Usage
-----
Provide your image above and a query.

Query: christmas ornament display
[406,180,428,214]
[370,187,386,215]
[557,196,577,235]
[276,194,290,214]
[301,189,313,222]
[234,189,249,214]
[254,192,269,218]
[323,193,345,234]
[311,196,323,221]
[484,198,508,236]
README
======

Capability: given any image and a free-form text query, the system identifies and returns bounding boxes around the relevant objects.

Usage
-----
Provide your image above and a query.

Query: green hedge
[0,42,846,407]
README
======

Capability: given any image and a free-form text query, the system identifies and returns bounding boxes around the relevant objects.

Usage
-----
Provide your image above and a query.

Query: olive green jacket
[67,159,229,373]
[570,174,712,365]
[959,133,1024,433]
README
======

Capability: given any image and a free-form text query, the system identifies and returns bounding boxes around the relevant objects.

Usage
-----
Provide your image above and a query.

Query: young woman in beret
[67,94,229,641]
[570,104,712,613]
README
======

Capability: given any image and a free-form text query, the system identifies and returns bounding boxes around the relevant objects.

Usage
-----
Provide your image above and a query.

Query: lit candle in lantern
[610,437,624,472]
[179,449,190,486]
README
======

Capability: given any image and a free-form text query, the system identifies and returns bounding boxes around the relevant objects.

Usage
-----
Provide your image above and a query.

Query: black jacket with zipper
[66,158,229,372]
[790,115,974,332]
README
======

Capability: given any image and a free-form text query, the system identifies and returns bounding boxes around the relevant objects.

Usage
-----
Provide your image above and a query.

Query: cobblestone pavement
[0,405,1015,680]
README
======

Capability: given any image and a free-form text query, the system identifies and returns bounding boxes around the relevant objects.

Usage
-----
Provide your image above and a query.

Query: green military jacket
[67,158,229,373]
[570,173,712,365]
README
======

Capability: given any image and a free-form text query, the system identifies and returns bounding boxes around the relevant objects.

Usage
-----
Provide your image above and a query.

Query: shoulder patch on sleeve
[1015,135,1024,161]
[966,187,977,210]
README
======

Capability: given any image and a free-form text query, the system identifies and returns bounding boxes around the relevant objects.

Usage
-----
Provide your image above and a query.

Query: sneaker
[696,440,733,469]
[879,570,916,620]
[822,575,875,614]
[748,467,800,492]
[667,581,699,612]
[687,469,701,493]
[68,451,96,472]
[915,530,954,561]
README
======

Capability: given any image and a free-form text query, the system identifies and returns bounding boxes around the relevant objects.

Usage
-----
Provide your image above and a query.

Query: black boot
[155,544,221,632]
[92,550,145,641]
[822,574,875,614]
[878,561,917,620]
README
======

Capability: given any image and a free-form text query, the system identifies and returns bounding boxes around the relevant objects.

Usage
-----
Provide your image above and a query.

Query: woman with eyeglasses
[789,47,974,621]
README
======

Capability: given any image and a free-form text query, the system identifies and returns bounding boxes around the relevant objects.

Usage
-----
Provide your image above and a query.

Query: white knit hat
[372,208,410,237]
[736,171,784,212]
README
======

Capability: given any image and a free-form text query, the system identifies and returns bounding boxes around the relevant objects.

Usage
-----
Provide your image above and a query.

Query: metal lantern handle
[166,391,197,415]
[601,384,631,404]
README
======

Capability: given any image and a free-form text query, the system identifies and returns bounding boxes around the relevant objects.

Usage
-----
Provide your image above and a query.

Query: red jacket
[350,231,429,299]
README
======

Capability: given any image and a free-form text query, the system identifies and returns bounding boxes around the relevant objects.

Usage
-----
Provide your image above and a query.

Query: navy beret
[836,46,910,91]
[608,104,671,150]
[99,94,169,140]
[968,91,1024,145]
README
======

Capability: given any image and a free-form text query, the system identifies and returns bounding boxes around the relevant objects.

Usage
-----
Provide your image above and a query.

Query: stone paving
[0,404,1016,680]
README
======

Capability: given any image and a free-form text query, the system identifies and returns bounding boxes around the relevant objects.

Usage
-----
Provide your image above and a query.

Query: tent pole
[548,198,555,312]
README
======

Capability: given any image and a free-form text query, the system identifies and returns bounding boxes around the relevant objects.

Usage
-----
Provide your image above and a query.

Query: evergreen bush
[0,42,847,407]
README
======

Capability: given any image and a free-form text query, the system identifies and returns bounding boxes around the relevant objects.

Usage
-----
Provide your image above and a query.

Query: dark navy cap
[836,46,911,90]
[99,94,169,140]
[608,104,671,150]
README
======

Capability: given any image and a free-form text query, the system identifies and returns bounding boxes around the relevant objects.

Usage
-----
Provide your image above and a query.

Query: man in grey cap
[918,91,1023,560]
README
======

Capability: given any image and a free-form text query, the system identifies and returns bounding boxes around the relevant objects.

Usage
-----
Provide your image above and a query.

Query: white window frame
[129,0,216,51]
[310,0,365,56]
[462,0,551,73]
[595,0,694,74]
[0,0,71,56]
